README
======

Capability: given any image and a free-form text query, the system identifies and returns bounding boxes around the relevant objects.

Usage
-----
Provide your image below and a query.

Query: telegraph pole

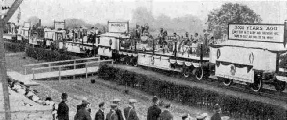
[0,0,23,120]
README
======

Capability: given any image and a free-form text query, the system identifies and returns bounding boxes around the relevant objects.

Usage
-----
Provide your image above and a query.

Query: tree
[131,7,155,26]
[207,3,262,39]
[27,16,40,26]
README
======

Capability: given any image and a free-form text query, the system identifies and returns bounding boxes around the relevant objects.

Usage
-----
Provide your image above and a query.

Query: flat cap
[99,102,105,107]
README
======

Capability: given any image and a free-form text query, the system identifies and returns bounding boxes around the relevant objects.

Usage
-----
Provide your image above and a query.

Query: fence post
[24,67,27,75]
[85,63,88,79]
[73,60,76,79]
[32,69,35,80]
[48,63,51,72]
[59,66,61,82]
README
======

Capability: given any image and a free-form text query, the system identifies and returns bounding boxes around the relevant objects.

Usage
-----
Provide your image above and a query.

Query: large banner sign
[228,24,284,43]
[55,22,65,30]
[108,22,128,33]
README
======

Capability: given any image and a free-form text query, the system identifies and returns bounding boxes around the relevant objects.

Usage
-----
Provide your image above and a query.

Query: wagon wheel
[223,78,233,86]
[195,67,203,80]
[131,57,138,67]
[182,67,191,78]
[125,57,130,65]
[274,80,286,92]
[250,78,262,92]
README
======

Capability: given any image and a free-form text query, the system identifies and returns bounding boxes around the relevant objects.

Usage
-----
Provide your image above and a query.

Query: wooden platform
[30,66,99,80]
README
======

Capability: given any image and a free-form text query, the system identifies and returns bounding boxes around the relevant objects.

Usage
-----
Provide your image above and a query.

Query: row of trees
[26,2,262,39]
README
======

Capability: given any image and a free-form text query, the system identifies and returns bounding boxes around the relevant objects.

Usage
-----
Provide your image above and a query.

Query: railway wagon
[99,21,209,80]
[210,23,287,92]
[98,21,130,59]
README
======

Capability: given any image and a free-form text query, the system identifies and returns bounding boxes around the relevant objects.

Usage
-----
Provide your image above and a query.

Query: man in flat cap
[74,101,92,120]
[211,104,222,120]
[147,96,162,120]
[57,93,69,120]
[95,102,105,120]
[124,99,139,120]
[106,104,119,120]
[159,103,173,120]
[112,98,124,120]
[77,97,91,113]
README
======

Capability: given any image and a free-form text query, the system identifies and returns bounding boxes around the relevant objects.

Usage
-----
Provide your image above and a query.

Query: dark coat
[77,104,91,113]
[159,110,173,120]
[147,105,162,120]
[74,108,92,120]
[124,106,139,120]
[115,108,124,120]
[95,109,105,120]
[106,110,118,120]
[57,101,69,120]
[210,113,221,120]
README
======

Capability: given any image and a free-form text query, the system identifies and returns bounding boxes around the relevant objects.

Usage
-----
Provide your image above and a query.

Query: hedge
[98,64,287,120]
[4,41,26,52]
[25,46,79,62]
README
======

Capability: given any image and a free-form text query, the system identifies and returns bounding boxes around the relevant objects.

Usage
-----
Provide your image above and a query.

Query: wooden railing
[23,57,100,75]
[30,59,113,81]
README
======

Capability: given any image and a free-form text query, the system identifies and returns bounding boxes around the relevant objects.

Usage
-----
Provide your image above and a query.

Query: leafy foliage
[207,3,262,39]
[25,46,79,62]
[98,65,287,120]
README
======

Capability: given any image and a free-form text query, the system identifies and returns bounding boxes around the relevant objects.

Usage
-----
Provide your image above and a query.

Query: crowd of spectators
[55,92,223,120]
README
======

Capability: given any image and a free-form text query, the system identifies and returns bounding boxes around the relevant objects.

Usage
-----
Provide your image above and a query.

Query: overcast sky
[6,0,287,25]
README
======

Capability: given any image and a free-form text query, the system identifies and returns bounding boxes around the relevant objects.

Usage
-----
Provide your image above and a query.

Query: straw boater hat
[196,113,208,120]
[112,98,121,103]
[129,99,137,103]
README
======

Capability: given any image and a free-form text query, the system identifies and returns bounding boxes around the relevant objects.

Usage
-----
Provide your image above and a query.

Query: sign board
[108,22,128,33]
[55,22,65,30]
[228,24,284,43]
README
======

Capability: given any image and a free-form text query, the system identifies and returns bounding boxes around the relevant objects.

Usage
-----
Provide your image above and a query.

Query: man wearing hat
[74,100,92,120]
[147,96,162,120]
[57,93,69,120]
[95,102,105,120]
[159,103,173,120]
[211,104,222,120]
[106,104,119,120]
[112,98,124,120]
[77,97,91,113]
[124,99,139,120]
